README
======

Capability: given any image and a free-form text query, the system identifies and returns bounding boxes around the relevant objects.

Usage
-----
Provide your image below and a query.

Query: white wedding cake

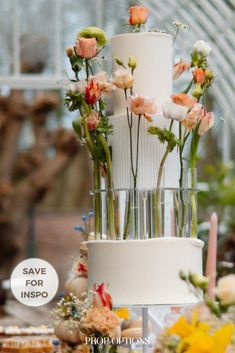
[109,32,179,189]
[88,32,204,306]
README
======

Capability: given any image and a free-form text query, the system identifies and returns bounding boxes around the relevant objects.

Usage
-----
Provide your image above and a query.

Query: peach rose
[129,6,149,26]
[193,68,206,85]
[198,111,214,136]
[162,100,188,121]
[173,59,190,80]
[89,72,115,93]
[128,94,157,121]
[172,93,197,109]
[112,69,134,90]
[85,111,100,131]
[181,103,205,130]
[215,275,235,305]
[75,37,97,59]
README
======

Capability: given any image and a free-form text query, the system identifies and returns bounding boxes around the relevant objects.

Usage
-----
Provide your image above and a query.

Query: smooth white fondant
[88,238,204,306]
[110,32,179,189]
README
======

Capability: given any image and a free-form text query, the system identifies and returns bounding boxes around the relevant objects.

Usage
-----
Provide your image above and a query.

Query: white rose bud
[193,40,212,57]
[215,274,235,306]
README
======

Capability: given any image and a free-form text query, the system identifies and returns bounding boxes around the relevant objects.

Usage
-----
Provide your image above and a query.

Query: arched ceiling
[141,0,235,134]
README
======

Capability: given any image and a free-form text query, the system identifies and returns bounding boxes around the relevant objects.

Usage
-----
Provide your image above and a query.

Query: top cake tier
[111,32,172,115]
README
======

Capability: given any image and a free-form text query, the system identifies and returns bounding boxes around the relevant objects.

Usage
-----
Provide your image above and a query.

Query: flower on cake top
[128,94,157,122]
[112,69,134,90]
[128,6,149,26]
[173,59,191,80]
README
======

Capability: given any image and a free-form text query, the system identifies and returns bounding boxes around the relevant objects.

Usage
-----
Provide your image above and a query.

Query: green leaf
[148,126,181,152]
[72,119,82,139]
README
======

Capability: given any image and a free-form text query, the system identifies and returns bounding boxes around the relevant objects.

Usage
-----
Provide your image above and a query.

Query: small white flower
[192,40,212,57]
[173,21,187,30]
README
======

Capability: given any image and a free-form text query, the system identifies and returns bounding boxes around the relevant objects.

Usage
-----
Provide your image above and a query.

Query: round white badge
[10,258,59,307]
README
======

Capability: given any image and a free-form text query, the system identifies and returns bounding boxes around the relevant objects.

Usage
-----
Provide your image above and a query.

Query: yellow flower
[114,307,130,320]
[168,309,210,339]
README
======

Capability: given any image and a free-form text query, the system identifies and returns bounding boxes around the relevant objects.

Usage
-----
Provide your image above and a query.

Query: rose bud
[75,37,97,59]
[192,84,204,99]
[128,56,137,71]
[129,6,149,26]
[86,111,100,131]
[193,68,206,85]
[66,46,75,58]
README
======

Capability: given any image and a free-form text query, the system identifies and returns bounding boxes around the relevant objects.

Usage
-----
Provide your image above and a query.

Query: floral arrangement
[52,283,121,353]
[65,5,216,239]
[155,273,235,353]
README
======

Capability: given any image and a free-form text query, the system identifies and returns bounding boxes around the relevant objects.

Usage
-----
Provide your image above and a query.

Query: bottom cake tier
[88,238,204,306]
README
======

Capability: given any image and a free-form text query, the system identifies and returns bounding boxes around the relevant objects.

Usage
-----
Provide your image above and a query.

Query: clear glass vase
[91,188,198,240]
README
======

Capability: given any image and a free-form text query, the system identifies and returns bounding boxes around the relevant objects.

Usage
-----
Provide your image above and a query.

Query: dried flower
[173,21,187,30]
[66,47,75,58]
[80,306,120,338]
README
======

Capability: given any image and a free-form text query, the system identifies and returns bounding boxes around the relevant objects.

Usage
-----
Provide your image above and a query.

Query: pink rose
[75,37,97,59]
[112,69,134,90]
[129,6,149,25]
[90,72,115,93]
[162,100,188,121]
[93,283,112,310]
[86,111,100,131]
[173,59,190,80]
[181,103,205,131]
[128,94,157,121]
[198,111,214,135]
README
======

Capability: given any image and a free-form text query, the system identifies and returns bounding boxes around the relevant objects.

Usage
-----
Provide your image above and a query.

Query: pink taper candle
[206,212,218,298]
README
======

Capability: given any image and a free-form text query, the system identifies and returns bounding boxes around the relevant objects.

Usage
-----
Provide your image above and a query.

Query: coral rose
[173,59,190,80]
[193,68,206,85]
[129,6,149,26]
[128,94,157,121]
[112,69,134,90]
[85,111,100,131]
[172,93,197,109]
[198,111,214,136]
[75,37,97,59]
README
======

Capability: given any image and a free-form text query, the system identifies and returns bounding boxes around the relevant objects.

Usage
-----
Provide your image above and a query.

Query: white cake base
[88,238,204,306]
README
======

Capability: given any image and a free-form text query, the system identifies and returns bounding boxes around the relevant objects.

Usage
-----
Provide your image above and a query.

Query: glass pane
[19,0,55,74]
[0,0,14,75]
